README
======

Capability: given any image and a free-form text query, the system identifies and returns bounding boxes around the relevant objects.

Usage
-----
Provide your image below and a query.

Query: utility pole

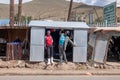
[10,0,14,27]
[18,0,22,26]
[93,8,99,20]
[67,0,73,21]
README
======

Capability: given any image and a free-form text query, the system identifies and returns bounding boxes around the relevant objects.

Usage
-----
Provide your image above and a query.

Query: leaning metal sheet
[94,36,108,63]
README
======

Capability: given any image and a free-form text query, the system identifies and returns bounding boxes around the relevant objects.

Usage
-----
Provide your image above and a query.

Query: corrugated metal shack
[29,20,89,63]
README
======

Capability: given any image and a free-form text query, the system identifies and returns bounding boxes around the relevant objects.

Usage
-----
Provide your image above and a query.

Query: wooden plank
[6,43,23,60]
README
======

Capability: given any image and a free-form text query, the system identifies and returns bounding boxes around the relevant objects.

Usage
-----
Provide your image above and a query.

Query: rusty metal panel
[74,30,88,47]
[31,28,45,45]
[30,45,44,62]
[94,36,108,63]
[73,47,87,62]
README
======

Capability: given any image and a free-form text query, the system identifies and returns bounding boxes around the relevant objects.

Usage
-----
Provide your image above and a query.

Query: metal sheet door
[73,30,88,62]
[30,27,45,62]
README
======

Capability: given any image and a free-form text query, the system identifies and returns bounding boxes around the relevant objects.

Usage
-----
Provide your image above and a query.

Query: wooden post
[23,29,29,55]
[10,0,14,27]
[8,30,11,42]
[67,0,73,21]
[18,0,22,26]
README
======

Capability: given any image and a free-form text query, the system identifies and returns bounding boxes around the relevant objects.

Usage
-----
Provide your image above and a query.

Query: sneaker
[50,57,54,64]
[47,58,51,65]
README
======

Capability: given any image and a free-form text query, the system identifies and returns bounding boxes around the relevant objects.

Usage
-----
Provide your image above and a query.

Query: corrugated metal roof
[29,20,89,29]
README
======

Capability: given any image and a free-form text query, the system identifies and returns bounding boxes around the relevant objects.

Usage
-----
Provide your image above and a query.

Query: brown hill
[0,0,119,22]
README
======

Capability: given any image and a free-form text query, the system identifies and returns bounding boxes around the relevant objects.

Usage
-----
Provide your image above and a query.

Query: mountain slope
[0,0,119,22]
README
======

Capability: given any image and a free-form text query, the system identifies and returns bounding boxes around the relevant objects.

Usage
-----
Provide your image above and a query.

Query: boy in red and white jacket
[45,30,54,65]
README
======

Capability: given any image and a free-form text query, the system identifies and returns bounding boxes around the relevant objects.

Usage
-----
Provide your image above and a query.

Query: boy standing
[45,30,54,65]
[59,31,67,63]
[59,30,76,64]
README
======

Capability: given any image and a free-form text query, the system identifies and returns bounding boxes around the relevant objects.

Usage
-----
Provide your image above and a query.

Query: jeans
[46,45,53,58]
[59,44,68,63]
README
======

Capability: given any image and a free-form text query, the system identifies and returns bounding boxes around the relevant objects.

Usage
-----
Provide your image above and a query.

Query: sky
[66,0,120,7]
[0,0,120,6]
[0,0,32,4]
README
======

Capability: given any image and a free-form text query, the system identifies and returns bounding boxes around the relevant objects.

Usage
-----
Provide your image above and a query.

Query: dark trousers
[47,45,53,58]
[59,45,68,63]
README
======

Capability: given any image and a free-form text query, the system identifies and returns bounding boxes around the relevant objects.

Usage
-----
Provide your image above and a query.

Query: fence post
[105,20,107,27]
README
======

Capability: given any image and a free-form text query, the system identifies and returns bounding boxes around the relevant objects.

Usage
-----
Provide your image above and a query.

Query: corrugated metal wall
[30,27,45,61]
[73,30,88,62]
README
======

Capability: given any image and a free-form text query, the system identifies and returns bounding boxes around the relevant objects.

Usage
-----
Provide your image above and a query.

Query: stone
[80,65,87,70]
[56,62,77,70]
[25,63,33,68]
[38,62,46,69]
[0,60,8,68]
[45,65,54,70]
[112,66,117,69]
[7,60,17,68]
[86,65,95,69]
[93,63,99,68]
[99,65,104,69]
[16,60,25,68]
[103,65,108,69]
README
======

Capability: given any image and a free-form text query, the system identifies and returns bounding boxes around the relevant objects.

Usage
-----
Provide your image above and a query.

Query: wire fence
[88,22,120,27]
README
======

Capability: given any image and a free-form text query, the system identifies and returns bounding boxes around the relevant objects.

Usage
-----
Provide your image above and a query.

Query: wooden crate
[6,43,22,60]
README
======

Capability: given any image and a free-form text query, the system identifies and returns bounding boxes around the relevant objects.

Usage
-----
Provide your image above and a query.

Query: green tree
[27,16,32,24]
[14,13,32,24]
[14,13,18,22]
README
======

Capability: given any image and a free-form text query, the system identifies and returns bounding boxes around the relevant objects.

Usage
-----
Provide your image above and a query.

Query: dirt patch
[0,59,120,70]
[25,62,46,69]
[55,62,77,70]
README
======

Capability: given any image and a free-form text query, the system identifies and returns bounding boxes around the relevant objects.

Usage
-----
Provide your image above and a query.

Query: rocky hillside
[0,0,119,22]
